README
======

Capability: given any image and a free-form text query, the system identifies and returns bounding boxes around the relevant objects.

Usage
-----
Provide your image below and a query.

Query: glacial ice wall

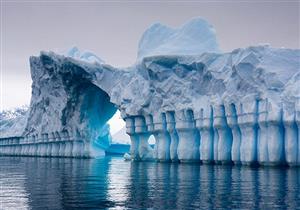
[22,52,119,157]
[1,17,299,165]
[118,46,300,166]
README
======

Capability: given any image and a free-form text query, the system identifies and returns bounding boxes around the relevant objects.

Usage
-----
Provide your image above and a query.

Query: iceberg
[0,17,299,166]
[0,106,28,138]
[137,17,220,60]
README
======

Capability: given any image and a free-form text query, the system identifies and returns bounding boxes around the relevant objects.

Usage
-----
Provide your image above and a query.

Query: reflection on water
[0,156,299,209]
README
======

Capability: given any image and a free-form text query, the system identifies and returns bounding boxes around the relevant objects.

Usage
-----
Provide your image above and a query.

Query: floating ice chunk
[123,152,131,161]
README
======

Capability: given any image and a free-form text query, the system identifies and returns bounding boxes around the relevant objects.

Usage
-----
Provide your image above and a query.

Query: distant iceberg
[137,17,220,60]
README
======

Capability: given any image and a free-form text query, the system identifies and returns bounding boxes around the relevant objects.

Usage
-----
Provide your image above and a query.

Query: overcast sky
[1,0,299,111]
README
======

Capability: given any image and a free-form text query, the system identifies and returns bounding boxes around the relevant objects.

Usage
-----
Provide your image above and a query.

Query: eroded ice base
[123,99,300,166]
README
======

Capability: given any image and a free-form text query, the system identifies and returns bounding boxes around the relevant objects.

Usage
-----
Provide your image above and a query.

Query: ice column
[11,138,17,155]
[175,110,200,162]
[11,138,16,155]
[56,132,64,157]
[63,131,73,157]
[45,133,52,156]
[13,138,18,155]
[40,134,48,156]
[145,115,158,159]
[258,99,269,164]
[2,139,6,155]
[258,99,284,165]
[50,132,59,156]
[145,115,157,158]
[21,137,25,155]
[32,135,38,156]
[196,107,214,163]
[24,136,29,156]
[28,136,33,156]
[17,137,22,155]
[213,105,233,164]
[7,139,12,155]
[266,102,284,165]
[34,135,38,155]
[9,139,13,155]
[7,139,11,155]
[153,113,171,162]
[126,117,140,160]
[283,103,298,166]
[82,138,91,158]
[26,136,31,155]
[237,100,258,165]
[27,136,32,155]
[36,134,41,156]
[72,132,83,157]
[166,111,179,162]
[225,104,241,164]
[135,116,153,161]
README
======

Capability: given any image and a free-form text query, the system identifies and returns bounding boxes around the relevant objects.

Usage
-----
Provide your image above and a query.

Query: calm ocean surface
[0,156,299,210]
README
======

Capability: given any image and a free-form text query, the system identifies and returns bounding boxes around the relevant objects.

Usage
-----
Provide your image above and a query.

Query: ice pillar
[213,105,233,164]
[258,99,284,166]
[126,117,140,160]
[196,107,214,164]
[28,136,34,156]
[36,134,41,156]
[258,99,269,164]
[166,111,179,162]
[135,116,153,161]
[153,113,171,162]
[45,133,52,156]
[175,110,200,162]
[23,136,29,156]
[63,131,73,157]
[40,133,48,156]
[225,104,241,164]
[265,101,284,165]
[50,132,59,157]
[56,132,65,157]
[72,132,84,158]
[237,100,258,165]
[17,137,22,155]
[283,103,298,166]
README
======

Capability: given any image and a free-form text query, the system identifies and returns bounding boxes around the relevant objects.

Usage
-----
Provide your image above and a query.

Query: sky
[1,0,299,133]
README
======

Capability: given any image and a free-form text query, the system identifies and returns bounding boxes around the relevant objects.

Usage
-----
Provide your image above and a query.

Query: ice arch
[21,52,119,157]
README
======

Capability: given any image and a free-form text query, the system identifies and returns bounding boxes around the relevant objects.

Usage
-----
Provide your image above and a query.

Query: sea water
[0,156,299,209]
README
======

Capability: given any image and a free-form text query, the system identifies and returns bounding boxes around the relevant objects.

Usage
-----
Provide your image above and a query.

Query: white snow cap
[64,47,104,64]
[137,17,220,61]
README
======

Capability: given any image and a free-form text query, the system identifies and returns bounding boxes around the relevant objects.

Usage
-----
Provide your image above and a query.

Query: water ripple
[0,157,299,209]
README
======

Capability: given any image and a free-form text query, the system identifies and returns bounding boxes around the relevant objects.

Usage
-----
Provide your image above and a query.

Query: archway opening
[106,110,130,155]
[148,134,156,148]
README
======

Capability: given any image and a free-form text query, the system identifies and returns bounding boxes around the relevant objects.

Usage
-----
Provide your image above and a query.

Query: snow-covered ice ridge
[0,18,299,165]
